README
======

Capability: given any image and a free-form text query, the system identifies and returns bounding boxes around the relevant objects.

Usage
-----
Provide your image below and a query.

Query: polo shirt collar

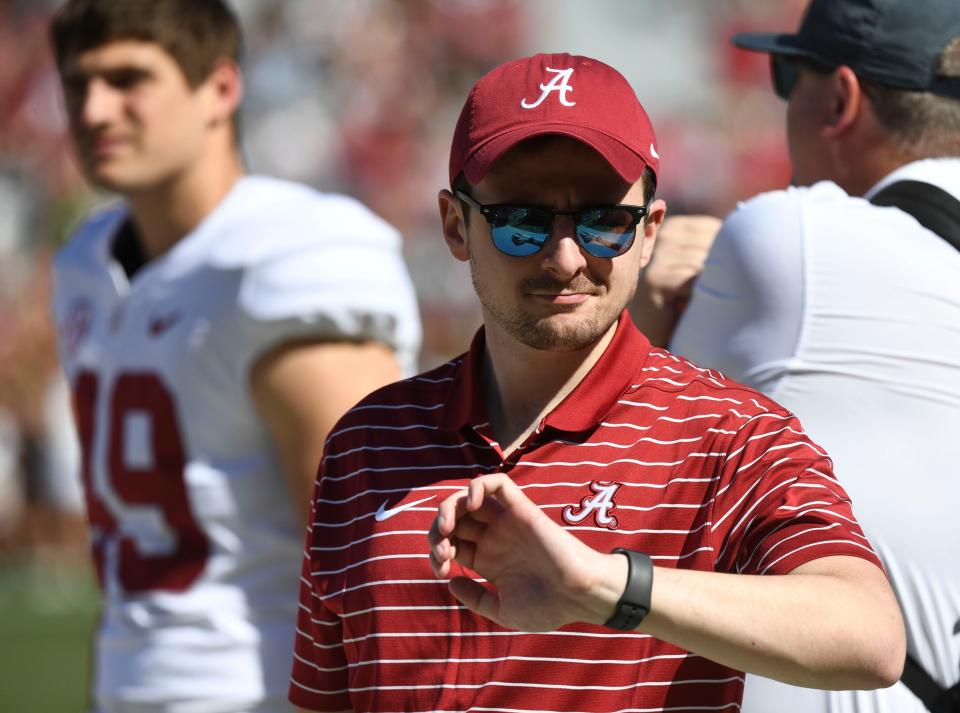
[440,328,488,430]
[439,310,651,433]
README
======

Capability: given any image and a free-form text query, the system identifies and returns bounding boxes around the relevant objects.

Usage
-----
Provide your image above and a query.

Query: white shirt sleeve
[233,228,422,379]
[668,187,806,393]
[199,183,423,380]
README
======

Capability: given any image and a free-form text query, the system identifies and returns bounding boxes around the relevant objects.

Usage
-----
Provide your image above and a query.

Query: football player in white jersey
[47,1,421,711]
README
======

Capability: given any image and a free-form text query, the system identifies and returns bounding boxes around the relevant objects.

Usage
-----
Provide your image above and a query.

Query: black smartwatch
[603,548,653,631]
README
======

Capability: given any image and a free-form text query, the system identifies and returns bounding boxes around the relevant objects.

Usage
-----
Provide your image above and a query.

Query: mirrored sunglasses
[455,190,648,259]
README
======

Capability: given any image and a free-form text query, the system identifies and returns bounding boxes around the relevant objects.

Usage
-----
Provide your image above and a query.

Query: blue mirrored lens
[577,225,633,258]
[577,207,635,257]
[491,225,549,256]
[489,207,552,256]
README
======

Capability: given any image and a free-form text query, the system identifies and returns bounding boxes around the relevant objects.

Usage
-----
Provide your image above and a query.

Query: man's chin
[516,311,616,352]
[84,169,150,195]
[81,157,151,194]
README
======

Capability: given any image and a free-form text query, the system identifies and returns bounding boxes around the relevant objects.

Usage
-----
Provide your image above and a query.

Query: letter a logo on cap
[521,67,576,109]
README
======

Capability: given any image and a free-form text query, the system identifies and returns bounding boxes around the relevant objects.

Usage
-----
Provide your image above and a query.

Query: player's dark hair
[50,0,243,88]
[860,35,960,156]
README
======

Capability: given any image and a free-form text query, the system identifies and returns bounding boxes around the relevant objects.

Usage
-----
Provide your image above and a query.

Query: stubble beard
[469,254,627,352]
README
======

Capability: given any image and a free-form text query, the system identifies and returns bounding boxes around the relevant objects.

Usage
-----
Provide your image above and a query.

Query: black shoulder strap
[864,178,960,712]
[901,654,960,713]
[869,179,960,254]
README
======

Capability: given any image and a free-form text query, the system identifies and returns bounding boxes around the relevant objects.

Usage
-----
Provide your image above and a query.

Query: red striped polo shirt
[290,313,881,713]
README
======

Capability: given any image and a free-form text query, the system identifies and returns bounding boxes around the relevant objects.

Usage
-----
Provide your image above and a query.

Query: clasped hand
[426,473,627,632]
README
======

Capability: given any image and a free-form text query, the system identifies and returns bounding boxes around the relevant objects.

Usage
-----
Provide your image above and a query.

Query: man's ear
[823,65,862,139]
[202,58,243,128]
[438,189,470,262]
[638,198,667,269]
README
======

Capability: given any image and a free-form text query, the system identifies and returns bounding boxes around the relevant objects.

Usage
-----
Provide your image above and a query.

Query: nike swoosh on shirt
[374,495,436,522]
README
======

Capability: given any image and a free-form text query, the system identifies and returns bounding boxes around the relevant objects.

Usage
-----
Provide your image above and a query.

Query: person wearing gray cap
[636,0,960,711]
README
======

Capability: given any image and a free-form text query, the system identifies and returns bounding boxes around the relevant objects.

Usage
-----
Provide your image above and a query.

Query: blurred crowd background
[0,0,803,706]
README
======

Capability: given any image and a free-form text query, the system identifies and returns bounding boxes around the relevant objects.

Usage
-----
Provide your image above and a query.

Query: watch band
[604,548,653,631]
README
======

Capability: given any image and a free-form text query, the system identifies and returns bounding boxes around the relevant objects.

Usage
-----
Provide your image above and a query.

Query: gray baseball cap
[732,0,960,98]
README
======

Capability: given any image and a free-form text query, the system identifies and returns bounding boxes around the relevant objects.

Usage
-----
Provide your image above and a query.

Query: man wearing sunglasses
[637,1,960,712]
[290,52,905,713]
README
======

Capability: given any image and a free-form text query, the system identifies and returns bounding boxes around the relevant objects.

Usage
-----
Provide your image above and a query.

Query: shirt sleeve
[709,409,881,576]
[669,188,806,393]
[233,224,422,380]
[289,491,352,711]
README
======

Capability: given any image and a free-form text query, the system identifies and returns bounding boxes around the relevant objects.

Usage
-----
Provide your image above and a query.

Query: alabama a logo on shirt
[562,481,621,529]
[521,67,576,109]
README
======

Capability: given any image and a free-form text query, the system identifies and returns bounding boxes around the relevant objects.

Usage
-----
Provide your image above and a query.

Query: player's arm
[428,474,906,691]
[631,214,721,347]
[250,338,400,525]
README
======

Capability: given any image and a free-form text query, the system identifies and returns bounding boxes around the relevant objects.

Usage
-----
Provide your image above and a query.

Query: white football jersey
[51,176,421,713]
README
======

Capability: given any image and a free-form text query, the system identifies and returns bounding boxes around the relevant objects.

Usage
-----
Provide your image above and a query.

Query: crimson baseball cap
[449,52,660,186]
[733,0,960,98]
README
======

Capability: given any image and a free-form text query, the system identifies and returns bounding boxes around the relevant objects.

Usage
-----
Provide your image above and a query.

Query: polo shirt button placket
[502,419,546,471]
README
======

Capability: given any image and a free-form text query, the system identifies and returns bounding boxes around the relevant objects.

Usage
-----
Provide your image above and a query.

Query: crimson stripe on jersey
[290,313,881,713]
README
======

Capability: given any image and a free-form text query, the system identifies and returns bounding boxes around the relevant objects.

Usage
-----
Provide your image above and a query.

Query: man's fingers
[430,527,479,573]
[436,475,514,534]
[427,516,442,548]
[428,482,492,569]
[659,215,722,248]
[650,215,722,283]
[467,473,530,512]
[448,577,503,627]
[451,515,486,543]
[460,495,504,525]
[451,537,476,570]
[428,548,449,578]
[435,489,470,536]
[467,474,508,510]
[428,474,526,577]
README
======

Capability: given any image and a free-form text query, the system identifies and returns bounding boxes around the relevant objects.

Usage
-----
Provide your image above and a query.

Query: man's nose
[539,216,587,279]
[79,78,121,128]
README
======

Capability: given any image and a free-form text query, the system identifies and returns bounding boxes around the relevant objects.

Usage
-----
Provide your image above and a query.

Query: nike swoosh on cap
[374,495,437,522]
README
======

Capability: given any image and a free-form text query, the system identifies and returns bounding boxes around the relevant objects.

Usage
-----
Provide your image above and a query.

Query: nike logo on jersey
[374,495,436,522]
[61,297,92,357]
[148,312,182,337]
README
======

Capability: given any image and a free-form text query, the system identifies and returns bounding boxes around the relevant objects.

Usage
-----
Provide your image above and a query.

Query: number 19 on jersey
[73,371,209,593]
